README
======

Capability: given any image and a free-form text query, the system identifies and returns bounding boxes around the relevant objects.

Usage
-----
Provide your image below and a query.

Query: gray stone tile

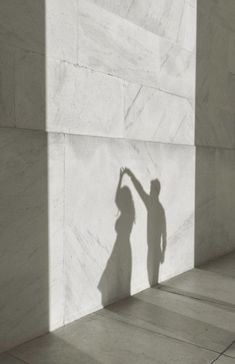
[162,268,235,308]
[224,342,235,359]
[201,252,235,279]
[89,0,196,52]
[10,313,217,364]
[214,355,235,363]
[97,288,235,352]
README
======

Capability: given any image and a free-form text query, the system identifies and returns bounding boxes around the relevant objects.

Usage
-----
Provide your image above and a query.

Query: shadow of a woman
[98,168,135,307]
[124,168,167,287]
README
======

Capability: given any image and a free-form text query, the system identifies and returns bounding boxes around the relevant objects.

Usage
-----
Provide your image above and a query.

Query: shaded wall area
[195,0,235,265]
[0,0,49,352]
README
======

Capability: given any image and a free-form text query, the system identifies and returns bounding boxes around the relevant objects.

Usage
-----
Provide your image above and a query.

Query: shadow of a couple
[98,168,167,307]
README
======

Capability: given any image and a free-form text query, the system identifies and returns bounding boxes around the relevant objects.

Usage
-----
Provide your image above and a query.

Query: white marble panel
[177,0,197,52]
[47,57,194,144]
[0,128,64,352]
[46,0,78,63]
[124,83,194,145]
[196,102,235,149]
[195,146,235,265]
[64,135,195,324]
[78,0,195,99]
[47,58,124,137]
[14,49,195,145]
[89,0,196,52]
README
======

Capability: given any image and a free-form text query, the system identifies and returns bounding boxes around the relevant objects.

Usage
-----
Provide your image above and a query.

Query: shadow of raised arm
[124,168,149,208]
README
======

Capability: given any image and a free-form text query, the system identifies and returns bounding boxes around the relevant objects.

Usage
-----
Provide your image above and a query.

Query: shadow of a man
[124,168,167,286]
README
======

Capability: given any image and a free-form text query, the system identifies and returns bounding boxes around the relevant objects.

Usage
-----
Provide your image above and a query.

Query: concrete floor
[1,252,235,364]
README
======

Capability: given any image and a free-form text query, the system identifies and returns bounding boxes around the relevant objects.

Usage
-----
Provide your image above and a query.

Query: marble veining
[15,49,45,130]
[124,82,194,145]
[47,58,124,138]
[46,0,78,63]
[89,0,196,52]
[78,0,195,99]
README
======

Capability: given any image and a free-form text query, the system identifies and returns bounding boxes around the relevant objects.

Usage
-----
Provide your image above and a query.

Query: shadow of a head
[150,178,161,197]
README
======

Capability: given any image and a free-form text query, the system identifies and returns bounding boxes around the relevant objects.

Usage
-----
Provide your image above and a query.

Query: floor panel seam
[96,311,221,356]
[210,340,235,363]
[158,285,235,311]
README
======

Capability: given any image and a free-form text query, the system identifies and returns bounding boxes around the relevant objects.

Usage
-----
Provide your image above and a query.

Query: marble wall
[0,0,197,351]
[0,0,48,352]
[195,0,235,265]
[64,136,195,323]
[195,0,235,149]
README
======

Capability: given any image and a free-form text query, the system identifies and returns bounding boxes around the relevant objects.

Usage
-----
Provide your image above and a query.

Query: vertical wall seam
[62,133,66,325]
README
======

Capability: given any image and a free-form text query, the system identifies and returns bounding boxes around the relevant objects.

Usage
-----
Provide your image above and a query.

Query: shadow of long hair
[98,182,135,307]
